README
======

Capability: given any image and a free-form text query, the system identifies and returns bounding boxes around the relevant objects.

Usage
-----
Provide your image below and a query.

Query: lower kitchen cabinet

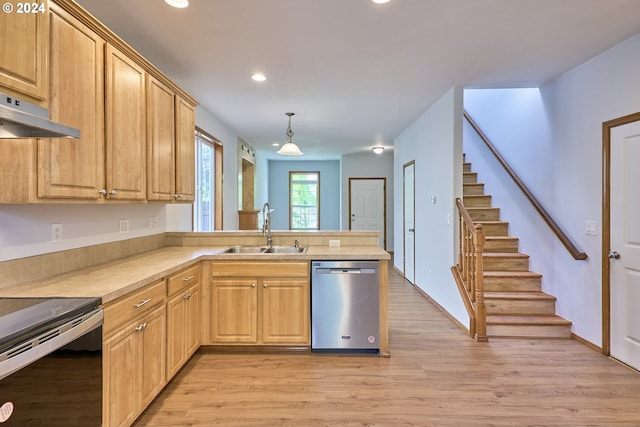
[103,280,166,427]
[166,265,201,378]
[207,261,310,346]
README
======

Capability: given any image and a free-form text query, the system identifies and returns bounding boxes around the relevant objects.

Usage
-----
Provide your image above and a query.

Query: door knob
[608,251,620,259]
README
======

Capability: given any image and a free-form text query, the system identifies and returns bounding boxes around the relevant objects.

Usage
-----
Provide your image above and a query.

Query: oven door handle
[0,308,103,381]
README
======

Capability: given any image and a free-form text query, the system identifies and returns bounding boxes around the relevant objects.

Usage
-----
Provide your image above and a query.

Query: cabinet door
[103,325,138,427]
[140,305,166,408]
[39,4,104,199]
[166,291,187,378]
[105,43,146,200]
[0,0,48,102]
[185,283,201,357]
[261,279,310,344]
[146,75,175,201]
[210,279,258,343]
[174,95,195,202]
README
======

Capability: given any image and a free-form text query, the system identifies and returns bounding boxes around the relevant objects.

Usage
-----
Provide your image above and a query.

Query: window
[289,171,319,230]
[194,129,222,231]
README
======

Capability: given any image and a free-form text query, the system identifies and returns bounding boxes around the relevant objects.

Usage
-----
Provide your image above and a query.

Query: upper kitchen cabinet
[38,3,105,199]
[146,75,175,201]
[0,0,49,104]
[175,95,196,202]
[105,43,147,201]
[0,0,197,204]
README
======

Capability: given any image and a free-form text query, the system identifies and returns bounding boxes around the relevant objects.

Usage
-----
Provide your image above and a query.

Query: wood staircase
[463,161,572,339]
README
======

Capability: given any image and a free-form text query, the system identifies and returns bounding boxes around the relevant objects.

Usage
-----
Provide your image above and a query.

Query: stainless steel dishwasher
[311,260,379,352]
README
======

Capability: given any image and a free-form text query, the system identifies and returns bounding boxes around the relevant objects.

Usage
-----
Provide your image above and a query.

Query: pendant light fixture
[277,112,303,156]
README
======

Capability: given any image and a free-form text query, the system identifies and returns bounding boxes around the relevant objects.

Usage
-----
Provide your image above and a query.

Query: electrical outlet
[147,216,154,229]
[51,223,62,243]
[119,219,129,234]
[329,239,340,247]
[151,216,157,228]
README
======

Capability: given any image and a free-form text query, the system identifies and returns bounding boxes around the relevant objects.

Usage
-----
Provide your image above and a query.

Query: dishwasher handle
[314,268,376,274]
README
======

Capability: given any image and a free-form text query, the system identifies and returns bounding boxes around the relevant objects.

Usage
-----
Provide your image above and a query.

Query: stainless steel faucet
[262,202,273,247]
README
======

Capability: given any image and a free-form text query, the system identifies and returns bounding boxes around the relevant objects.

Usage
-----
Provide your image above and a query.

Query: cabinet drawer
[210,261,309,278]
[103,280,166,338]
[167,264,200,297]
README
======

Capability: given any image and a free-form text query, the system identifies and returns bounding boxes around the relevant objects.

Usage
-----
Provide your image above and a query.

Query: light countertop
[0,245,390,303]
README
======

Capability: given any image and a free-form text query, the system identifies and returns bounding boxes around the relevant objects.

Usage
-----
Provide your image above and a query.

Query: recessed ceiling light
[251,73,267,82]
[371,0,391,4]
[165,0,188,8]
[272,142,280,147]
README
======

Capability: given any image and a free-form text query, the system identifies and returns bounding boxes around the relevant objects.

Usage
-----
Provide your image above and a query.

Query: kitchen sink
[223,246,268,254]
[222,245,306,254]
[263,246,306,254]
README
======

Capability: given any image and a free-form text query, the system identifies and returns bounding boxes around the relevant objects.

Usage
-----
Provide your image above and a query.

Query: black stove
[0,297,101,353]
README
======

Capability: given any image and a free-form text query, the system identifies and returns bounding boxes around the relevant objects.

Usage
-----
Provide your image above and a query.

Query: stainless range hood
[0,92,80,139]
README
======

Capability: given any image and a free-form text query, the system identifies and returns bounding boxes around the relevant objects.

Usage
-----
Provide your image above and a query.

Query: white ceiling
[75,0,640,159]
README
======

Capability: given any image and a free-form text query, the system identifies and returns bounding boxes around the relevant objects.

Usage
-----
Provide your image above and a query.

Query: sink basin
[223,246,268,254]
[263,246,306,254]
[222,245,306,254]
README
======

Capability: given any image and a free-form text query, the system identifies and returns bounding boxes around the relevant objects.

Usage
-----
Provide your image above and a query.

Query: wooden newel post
[473,225,488,342]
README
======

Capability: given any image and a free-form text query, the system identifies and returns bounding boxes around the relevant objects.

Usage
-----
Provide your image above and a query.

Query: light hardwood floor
[134,265,640,426]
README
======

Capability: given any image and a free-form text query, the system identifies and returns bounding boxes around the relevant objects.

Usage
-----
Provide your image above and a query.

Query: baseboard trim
[571,333,602,353]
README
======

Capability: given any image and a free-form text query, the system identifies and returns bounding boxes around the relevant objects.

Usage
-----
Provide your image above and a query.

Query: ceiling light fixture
[277,112,303,156]
[164,0,189,8]
[371,0,391,4]
[251,73,267,82]
[372,146,384,154]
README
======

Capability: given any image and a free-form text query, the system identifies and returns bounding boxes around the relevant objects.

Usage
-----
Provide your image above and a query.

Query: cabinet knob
[174,193,184,199]
[109,189,117,196]
[251,283,256,288]
[263,283,267,288]
[99,189,107,196]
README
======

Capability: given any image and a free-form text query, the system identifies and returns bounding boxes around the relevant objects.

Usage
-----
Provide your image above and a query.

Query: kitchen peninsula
[0,231,389,425]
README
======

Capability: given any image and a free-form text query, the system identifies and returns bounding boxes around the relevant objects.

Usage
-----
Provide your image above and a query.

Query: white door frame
[403,161,415,284]
[602,111,640,356]
[348,177,386,249]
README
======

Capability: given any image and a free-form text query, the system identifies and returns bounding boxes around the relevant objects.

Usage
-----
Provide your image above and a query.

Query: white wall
[393,86,467,324]
[341,150,394,250]
[463,33,640,345]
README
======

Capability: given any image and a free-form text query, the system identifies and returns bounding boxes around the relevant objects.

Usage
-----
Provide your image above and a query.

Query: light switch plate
[585,220,597,236]
[329,239,341,247]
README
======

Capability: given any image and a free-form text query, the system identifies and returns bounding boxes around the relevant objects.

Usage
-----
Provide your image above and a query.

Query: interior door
[349,178,385,248]
[403,161,415,284]
[610,120,640,370]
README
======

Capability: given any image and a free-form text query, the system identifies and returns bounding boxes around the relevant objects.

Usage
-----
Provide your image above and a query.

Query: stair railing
[452,198,488,342]
[464,111,588,261]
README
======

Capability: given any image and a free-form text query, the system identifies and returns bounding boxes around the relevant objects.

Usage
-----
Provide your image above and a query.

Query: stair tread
[487,315,571,326]
[486,236,518,240]
[484,291,556,300]
[483,271,542,278]
[483,252,529,258]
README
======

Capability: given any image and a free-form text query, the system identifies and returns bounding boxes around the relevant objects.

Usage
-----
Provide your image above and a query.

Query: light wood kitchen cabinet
[103,280,166,427]
[166,264,201,378]
[38,3,105,199]
[105,43,146,201]
[174,95,196,202]
[207,261,310,345]
[146,75,175,201]
[0,0,48,103]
